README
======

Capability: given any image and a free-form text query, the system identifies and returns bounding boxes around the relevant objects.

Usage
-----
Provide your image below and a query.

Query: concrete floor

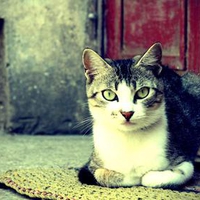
[0,133,199,199]
[0,133,93,199]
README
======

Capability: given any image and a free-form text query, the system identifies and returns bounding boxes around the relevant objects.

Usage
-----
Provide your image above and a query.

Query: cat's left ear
[135,43,163,75]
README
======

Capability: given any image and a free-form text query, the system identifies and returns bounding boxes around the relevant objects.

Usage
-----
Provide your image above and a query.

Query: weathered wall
[0,18,10,131]
[0,0,92,134]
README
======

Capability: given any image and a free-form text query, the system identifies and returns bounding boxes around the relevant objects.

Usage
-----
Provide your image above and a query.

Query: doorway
[103,0,200,74]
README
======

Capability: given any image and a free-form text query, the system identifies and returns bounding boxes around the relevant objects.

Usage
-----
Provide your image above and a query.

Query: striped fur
[79,43,200,189]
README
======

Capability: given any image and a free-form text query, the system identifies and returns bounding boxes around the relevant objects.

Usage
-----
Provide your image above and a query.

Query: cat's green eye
[102,90,118,101]
[136,87,150,99]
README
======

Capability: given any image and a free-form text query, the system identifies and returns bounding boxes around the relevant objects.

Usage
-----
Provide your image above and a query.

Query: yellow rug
[0,168,199,200]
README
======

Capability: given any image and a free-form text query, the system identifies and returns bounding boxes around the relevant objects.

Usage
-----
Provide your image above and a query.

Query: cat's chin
[116,122,140,132]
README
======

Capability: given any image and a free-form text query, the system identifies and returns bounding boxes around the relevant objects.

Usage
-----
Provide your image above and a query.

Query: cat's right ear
[82,49,110,83]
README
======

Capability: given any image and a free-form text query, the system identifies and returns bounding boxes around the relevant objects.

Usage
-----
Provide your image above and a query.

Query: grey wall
[0,18,10,131]
[0,0,94,134]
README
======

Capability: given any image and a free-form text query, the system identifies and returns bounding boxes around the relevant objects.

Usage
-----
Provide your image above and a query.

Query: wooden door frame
[97,0,105,56]
[103,0,122,59]
[187,0,200,74]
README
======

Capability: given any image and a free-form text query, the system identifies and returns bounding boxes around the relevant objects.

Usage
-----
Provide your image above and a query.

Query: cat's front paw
[94,168,124,187]
[141,170,171,187]
[141,170,184,188]
[142,162,194,188]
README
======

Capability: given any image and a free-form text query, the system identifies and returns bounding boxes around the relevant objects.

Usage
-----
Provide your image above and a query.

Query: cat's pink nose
[121,111,134,121]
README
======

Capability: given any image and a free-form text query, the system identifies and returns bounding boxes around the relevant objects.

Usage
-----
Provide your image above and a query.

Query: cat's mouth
[118,121,138,132]
[121,121,135,126]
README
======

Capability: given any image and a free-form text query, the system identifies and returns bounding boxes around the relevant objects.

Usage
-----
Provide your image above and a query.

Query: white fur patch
[91,81,170,186]
[93,117,169,186]
[141,162,194,187]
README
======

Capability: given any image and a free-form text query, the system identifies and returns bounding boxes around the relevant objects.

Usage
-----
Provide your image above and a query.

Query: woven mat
[0,168,199,200]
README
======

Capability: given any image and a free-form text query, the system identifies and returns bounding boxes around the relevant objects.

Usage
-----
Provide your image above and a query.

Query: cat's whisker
[73,117,93,135]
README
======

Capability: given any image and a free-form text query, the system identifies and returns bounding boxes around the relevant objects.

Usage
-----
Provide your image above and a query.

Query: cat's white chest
[93,120,169,179]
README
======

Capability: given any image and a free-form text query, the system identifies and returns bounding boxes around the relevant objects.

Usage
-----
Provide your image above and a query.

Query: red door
[104,0,200,74]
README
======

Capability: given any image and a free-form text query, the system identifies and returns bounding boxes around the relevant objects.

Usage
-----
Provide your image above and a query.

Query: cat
[78,43,200,189]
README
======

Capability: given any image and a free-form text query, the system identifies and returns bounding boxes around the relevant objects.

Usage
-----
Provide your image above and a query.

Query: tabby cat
[78,43,200,188]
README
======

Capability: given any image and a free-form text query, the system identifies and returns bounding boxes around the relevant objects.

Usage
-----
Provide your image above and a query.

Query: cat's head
[82,43,165,132]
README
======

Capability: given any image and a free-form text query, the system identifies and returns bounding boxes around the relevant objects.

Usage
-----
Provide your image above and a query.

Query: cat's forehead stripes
[107,59,137,89]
